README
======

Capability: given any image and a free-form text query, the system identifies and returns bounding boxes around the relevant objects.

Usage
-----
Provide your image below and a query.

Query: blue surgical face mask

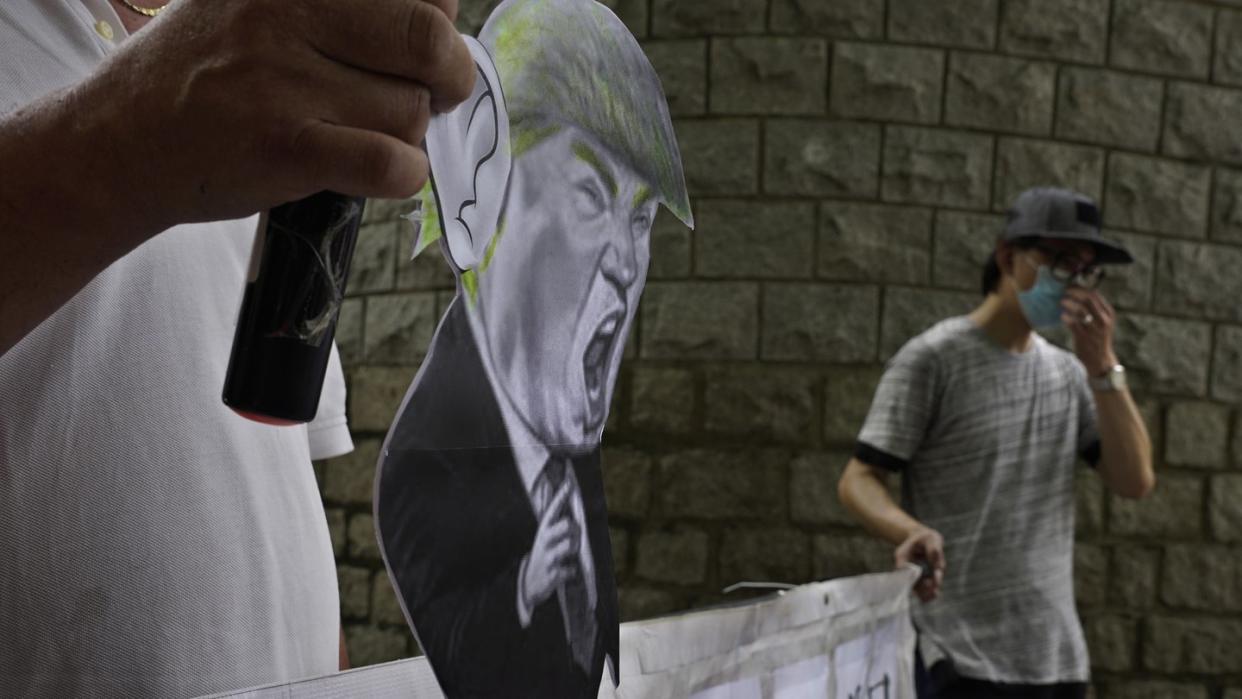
[1017,263,1067,329]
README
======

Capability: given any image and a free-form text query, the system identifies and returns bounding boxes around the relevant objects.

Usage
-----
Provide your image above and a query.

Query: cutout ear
[419,37,511,271]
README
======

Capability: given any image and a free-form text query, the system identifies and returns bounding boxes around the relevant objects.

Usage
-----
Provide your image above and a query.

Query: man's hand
[895,527,945,603]
[520,481,579,614]
[1061,287,1119,376]
[1063,287,1156,498]
[0,0,477,353]
[83,0,476,231]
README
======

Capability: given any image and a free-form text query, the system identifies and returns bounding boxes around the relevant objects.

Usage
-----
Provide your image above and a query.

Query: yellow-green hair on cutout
[481,0,692,227]
[412,180,442,257]
[416,0,694,302]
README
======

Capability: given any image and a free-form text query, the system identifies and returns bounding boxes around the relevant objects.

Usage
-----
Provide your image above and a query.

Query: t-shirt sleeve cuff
[854,441,910,473]
[1081,439,1102,468]
[308,417,354,461]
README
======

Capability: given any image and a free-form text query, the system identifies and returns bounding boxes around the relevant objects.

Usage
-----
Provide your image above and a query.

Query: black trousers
[915,649,1088,699]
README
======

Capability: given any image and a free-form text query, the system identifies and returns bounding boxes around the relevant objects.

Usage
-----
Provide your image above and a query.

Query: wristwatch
[1089,364,1127,392]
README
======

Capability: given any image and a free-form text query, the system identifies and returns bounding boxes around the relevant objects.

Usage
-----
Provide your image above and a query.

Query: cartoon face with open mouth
[372,4,694,695]
[470,126,655,451]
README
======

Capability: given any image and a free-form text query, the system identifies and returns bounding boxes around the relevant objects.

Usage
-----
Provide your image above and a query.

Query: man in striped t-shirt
[838,187,1154,699]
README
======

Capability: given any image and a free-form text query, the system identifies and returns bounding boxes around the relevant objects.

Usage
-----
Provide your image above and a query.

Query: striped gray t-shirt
[857,316,1100,684]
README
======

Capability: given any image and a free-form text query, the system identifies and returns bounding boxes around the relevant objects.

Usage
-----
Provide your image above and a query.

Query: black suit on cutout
[377,299,619,698]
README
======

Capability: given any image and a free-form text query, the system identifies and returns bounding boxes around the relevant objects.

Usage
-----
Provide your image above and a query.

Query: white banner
[200,567,919,699]
[601,566,918,699]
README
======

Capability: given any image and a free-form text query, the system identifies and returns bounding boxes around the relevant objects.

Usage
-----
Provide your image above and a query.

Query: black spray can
[223,191,365,425]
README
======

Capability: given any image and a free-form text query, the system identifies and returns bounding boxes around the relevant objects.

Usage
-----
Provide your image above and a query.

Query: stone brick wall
[316,1,1242,695]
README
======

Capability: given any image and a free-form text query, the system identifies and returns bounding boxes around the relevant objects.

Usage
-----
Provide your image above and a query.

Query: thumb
[540,480,574,528]
[894,542,911,566]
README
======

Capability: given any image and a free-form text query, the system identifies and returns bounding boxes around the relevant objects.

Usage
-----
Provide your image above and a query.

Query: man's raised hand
[80,0,476,233]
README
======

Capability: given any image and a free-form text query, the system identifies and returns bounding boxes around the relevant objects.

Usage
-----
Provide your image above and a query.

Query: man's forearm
[1094,387,1155,498]
[838,458,927,546]
[0,83,157,354]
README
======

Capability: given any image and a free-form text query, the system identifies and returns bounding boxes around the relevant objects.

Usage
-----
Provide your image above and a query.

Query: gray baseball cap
[1003,187,1133,265]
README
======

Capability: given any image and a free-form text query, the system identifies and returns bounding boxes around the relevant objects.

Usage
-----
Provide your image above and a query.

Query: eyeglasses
[1023,246,1106,289]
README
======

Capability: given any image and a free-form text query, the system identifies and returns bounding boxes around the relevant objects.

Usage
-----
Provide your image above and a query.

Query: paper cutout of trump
[372,1,693,696]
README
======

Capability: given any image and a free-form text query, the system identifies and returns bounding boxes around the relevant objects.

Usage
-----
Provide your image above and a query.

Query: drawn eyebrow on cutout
[632,185,654,209]
[571,141,618,198]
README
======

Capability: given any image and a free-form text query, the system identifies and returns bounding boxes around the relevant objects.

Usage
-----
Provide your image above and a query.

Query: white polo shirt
[0,2,353,696]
